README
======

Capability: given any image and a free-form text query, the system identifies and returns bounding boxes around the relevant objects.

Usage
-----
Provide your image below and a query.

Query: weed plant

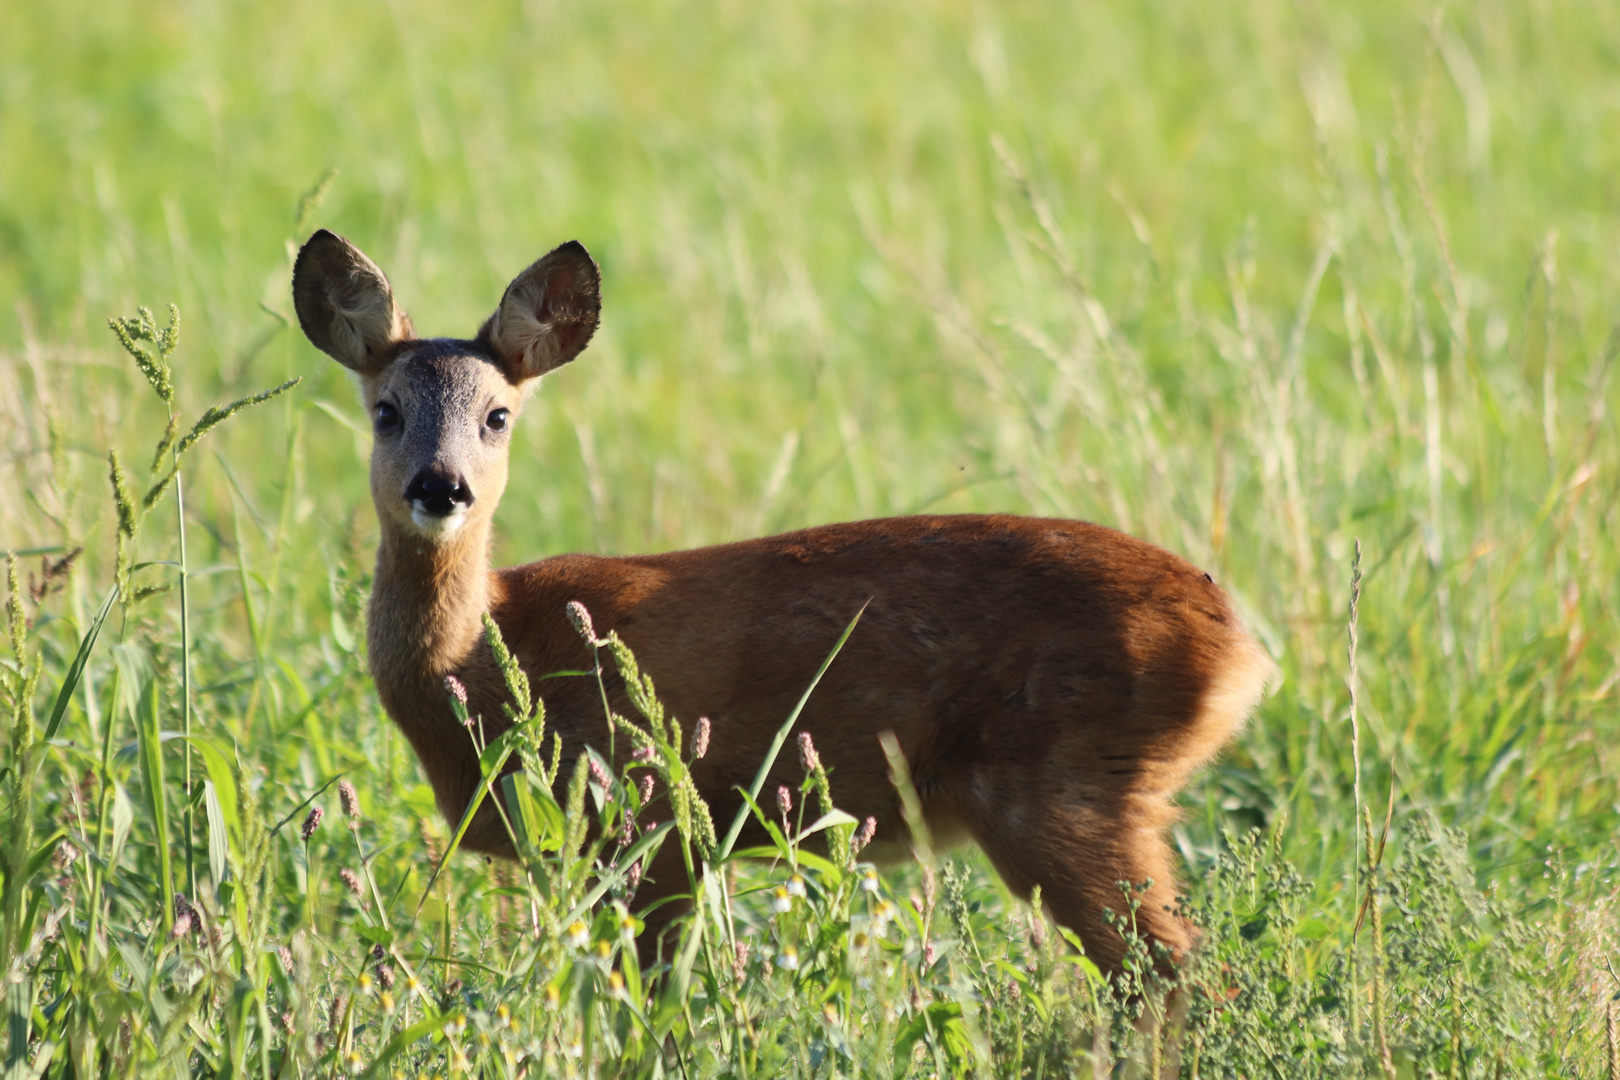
[2,0,1619,1074]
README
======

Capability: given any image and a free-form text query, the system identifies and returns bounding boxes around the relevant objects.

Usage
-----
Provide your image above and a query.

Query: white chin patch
[409,503,469,541]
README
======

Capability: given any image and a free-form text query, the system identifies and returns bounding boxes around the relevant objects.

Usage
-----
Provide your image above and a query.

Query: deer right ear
[292,230,412,373]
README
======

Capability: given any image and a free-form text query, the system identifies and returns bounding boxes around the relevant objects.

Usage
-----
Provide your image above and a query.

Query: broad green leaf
[108,781,134,867]
[203,780,229,889]
[798,808,859,838]
[355,924,395,948]
[42,586,116,742]
[329,606,354,652]
[185,736,240,846]
[19,832,65,891]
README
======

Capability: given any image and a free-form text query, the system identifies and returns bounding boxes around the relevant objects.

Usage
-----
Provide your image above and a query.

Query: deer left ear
[481,241,601,382]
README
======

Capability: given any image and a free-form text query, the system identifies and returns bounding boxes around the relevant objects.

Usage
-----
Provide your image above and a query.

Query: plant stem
[177,469,195,900]
[1366,807,1394,1080]
[1348,537,1363,943]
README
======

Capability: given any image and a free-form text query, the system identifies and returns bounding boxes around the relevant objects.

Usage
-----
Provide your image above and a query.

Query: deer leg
[962,790,1191,978]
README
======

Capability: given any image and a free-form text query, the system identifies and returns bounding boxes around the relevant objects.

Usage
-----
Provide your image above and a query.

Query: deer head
[291,229,601,545]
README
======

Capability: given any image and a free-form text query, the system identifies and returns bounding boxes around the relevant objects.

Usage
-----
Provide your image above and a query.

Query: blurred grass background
[3,0,1620,1065]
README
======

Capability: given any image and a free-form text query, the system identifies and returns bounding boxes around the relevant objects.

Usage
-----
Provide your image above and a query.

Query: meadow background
[2,0,1619,1074]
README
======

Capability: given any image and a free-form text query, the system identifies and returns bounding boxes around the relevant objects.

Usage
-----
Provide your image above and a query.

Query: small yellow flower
[777,946,799,970]
[772,886,792,913]
[358,972,374,992]
[380,990,396,1013]
[608,970,624,997]
[565,921,589,949]
[544,984,561,1009]
[786,874,807,898]
[594,940,612,960]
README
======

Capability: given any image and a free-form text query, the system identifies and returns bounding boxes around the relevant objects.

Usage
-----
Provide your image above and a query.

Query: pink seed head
[565,601,597,643]
[693,716,711,760]
[776,784,793,817]
[300,806,323,841]
[443,674,469,706]
[797,732,820,772]
[853,816,878,853]
[638,774,655,806]
[340,868,363,899]
[172,894,199,938]
[338,780,360,821]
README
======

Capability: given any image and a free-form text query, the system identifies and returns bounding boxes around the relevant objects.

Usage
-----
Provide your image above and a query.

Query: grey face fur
[291,230,602,546]
[364,340,519,543]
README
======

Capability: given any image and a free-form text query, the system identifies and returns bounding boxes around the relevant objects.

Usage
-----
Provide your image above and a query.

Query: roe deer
[291,229,1276,975]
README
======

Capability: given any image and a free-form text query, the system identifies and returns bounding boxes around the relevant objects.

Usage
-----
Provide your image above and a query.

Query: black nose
[404,468,473,517]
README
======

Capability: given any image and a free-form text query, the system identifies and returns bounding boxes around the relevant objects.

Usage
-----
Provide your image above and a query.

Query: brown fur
[292,231,1277,975]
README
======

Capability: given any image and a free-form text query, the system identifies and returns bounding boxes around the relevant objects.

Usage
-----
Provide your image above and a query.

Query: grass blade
[414,733,519,914]
[42,586,116,742]
[716,602,866,861]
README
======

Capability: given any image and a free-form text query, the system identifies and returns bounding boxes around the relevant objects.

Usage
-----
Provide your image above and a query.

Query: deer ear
[292,230,412,373]
[482,241,601,381]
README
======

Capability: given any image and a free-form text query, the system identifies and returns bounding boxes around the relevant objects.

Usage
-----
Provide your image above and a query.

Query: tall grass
[1,0,1618,1073]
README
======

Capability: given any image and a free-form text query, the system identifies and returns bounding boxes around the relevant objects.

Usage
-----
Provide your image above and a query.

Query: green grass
[3,0,1620,1073]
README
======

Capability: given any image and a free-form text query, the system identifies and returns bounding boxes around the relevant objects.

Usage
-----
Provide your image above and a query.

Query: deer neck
[368,517,499,707]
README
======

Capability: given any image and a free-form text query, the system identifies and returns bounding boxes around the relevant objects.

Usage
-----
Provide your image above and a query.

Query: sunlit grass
[2,0,1619,1073]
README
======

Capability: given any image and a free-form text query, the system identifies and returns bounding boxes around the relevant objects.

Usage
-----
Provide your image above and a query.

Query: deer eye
[374,401,400,432]
[486,408,509,432]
